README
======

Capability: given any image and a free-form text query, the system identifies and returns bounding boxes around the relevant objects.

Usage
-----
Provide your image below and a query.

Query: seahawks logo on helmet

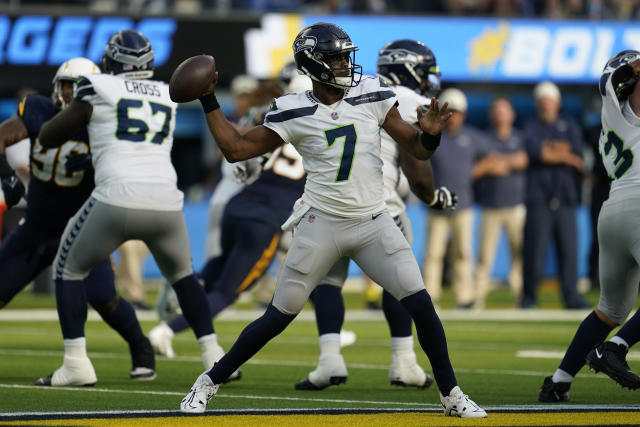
[294,36,317,53]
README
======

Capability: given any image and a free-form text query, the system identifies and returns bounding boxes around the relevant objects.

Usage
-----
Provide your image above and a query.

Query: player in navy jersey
[0,57,155,386]
[149,142,306,362]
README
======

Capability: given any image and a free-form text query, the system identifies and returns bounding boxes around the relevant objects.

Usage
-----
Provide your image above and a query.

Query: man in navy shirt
[423,88,489,308]
[474,97,528,308]
[521,81,587,309]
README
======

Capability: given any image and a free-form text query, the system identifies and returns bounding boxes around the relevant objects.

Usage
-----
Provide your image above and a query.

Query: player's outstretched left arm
[382,99,451,160]
[39,100,92,149]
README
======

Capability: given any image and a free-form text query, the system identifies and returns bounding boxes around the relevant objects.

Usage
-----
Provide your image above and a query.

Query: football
[169,55,216,103]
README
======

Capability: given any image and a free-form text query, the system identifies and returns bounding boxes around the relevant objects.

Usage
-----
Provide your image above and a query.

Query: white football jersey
[599,68,640,194]
[263,75,397,217]
[75,74,182,210]
[381,84,430,217]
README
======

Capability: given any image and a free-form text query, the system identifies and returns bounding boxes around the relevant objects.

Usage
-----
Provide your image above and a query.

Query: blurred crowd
[6,0,640,19]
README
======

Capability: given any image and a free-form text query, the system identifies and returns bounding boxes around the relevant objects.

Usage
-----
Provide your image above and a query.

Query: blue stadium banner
[0,14,260,96]
[245,14,640,83]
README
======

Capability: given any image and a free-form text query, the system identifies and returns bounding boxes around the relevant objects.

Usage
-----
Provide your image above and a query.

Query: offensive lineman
[295,39,457,391]
[36,30,219,377]
[539,50,640,401]
[0,57,156,385]
[180,22,486,418]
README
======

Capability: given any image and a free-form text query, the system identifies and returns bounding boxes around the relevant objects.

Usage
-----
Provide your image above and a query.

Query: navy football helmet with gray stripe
[377,39,441,98]
[101,30,154,80]
[292,22,362,89]
[602,49,640,102]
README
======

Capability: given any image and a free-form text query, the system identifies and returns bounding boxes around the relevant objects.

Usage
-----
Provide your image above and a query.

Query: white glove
[429,186,457,210]
[233,157,264,185]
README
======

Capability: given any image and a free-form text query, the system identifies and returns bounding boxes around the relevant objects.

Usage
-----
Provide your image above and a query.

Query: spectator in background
[521,81,588,309]
[473,97,528,308]
[423,88,488,308]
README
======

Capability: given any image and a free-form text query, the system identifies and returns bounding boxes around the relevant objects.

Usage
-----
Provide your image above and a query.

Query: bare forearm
[401,154,435,204]
[203,109,244,162]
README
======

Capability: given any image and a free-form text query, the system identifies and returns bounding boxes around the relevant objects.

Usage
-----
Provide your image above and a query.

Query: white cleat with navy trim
[440,386,487,418]
[180,372,219,413]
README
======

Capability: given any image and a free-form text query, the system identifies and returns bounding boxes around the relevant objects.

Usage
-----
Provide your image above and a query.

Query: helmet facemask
[293,23,362,89]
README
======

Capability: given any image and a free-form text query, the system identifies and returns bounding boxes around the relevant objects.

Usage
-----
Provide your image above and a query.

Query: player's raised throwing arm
[199,72,284,163]
[382,99,451,160]
[202,108,284,163]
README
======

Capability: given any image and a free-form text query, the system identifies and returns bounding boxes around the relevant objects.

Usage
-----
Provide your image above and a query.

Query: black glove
[65,152,92,173]
[1,175,25,209]
[429,186,457,210]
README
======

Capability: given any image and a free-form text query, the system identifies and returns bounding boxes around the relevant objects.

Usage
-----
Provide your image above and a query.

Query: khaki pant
[116,240,150,302]
[423,209,474,305]
[475,204,525,305]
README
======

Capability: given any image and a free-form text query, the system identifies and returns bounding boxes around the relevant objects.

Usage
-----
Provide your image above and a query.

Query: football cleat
[538,376,570,402]
[440,386,487,418]
[129,337,156,381]
[35,355,97,387]
[180,372,219,414]
[295,353,347,390]
[586,342,640,390]
[389,352,433,389]
[149,322,176,358]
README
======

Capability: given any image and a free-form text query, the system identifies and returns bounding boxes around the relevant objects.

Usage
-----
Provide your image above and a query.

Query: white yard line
[0,384,436,407]
[0,308,593,322]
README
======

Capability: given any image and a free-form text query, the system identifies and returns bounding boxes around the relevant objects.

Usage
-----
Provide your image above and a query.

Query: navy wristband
[199,92,220,113]
[420,131,441,151]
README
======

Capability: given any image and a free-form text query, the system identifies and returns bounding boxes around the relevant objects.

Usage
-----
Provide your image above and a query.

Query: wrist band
[199,92,220,113]
[420,131,441,151]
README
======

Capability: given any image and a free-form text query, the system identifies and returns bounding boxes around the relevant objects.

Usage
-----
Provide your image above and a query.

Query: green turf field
[1,285,640,416]
[1,283,639,427]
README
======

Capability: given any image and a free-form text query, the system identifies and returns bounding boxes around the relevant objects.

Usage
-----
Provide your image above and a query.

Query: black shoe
[586,342,640,390]
[294,375,347,391]
[130,337,156,380]
[538,376,570,402]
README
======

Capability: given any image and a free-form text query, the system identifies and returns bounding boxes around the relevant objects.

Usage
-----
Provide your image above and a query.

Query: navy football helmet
[377,39,441,97]
[602,49,640,102]
[101,30,154,80]
[292,22,362,88]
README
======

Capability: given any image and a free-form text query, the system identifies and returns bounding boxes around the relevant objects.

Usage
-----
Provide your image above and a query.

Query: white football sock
[63,337,87,358]
[552,368,573,384]
[318,333,340,355]
[391,336,413,355]
[198,333,219,353]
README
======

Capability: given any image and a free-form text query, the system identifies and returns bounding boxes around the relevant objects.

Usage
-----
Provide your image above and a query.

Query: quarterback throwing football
[180,22,486,418]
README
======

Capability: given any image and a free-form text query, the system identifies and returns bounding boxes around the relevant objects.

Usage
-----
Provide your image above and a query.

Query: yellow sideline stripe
[4,412,640,427]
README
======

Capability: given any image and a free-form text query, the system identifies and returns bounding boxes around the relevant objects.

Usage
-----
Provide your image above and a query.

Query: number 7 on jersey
[325,124,357,182]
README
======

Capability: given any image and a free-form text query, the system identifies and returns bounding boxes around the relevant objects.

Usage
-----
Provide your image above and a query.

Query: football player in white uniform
[37,30,221,380]
[295,39,457,392]
[539,50,640,401]
[180,23,485,418]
